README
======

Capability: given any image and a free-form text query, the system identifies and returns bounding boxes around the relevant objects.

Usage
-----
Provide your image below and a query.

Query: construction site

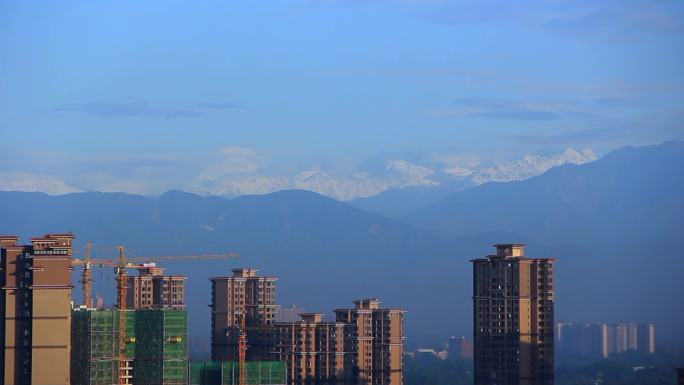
[1,233,404,385]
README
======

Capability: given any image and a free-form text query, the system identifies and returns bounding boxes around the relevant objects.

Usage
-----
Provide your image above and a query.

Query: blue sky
[1,0,682,194]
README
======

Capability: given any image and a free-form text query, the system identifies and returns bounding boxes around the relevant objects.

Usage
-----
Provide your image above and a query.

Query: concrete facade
[126,264,185,310]
[471,244,556,385]
[1,234,73,385]
[210,268,278,361]
[210,269,405,385]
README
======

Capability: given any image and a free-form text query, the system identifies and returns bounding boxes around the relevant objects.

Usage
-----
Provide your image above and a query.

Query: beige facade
[270,299,405,385]
[209,269,405,385]
[210,268,278,361]
[471,244,556,385]
[1,234,73,385]
[126,264,185,310]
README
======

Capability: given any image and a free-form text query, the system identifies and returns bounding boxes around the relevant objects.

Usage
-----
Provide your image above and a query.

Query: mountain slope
[349,148,596,218]
[0,189,512,350]
[404,140,684,347]
[406,140,684,244]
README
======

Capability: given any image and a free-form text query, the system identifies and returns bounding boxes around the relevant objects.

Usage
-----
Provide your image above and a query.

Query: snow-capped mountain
[191,148,597,201]
[193,161,437,201]
[0,148,597,200]
[468,148,597,184]
[0,172,81,195]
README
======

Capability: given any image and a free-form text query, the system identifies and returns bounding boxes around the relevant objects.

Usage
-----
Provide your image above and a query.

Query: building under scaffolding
[189,362,286,385]
[71,308,188,385]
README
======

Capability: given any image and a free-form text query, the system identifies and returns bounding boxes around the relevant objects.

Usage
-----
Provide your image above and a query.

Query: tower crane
[71,245,240,307]
[237,312,248,385]
[70,243,240,385]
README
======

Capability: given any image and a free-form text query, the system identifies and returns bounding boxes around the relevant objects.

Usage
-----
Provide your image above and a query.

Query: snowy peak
[471,148,597,184]
[0,148,599,201]
[0,172,81,195]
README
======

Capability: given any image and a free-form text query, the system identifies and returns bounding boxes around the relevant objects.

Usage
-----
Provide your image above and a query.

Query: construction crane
[71,243,240,385]
[234,315,281,385]
[72,246,240,307]
[115,246,128,385]
[237,312,248,385]
[81,242,93,308]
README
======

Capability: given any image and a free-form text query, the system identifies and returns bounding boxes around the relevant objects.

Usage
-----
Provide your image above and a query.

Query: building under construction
[71,308,189,385]
[189,362,286,385]
[210,269,405,385]
[1,233,74,385]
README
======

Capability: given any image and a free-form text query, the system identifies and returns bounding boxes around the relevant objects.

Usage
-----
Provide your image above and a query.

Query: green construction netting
[189,362,286,385]
[71,309,189,385]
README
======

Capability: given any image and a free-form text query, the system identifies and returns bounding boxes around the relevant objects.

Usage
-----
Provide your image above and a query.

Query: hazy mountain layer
[0,141,681,352]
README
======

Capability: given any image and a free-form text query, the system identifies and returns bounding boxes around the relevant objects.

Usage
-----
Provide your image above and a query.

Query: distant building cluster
[556,322,655,358]
[448,336,474,360]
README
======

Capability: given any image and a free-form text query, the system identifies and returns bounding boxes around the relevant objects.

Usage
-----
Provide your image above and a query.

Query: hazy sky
[1,0,683,194]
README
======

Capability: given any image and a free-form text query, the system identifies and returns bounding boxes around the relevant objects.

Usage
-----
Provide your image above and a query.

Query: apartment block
[126,263,185,310]
[210,268,278,361]
[271,299,405,385]
[637,323,655,355]
[334,299,405,385]
[556,322,607,359]
[471,244,556,385]
[448,336,474,360]
[209,269,405,385]
[1,233,74,385]
[273,313,348,384]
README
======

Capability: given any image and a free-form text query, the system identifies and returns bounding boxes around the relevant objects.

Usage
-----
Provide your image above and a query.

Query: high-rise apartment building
[448,336,474,360]
[471,244,556,385]
[273,312,347,384]
[334,299,405,385]
[1,233,74,385]
[637,323,655,355]
[210,268,278,361]
[126,263,185,310]
[556,322,607,358]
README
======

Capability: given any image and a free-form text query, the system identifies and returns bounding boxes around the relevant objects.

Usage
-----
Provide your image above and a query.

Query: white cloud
[197,146,263,182]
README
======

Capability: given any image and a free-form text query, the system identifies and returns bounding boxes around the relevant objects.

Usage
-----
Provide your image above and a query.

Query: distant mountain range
[0,140,682,351]
[0,188,497,347]
[192,148,597,201]
[0,147,596,201]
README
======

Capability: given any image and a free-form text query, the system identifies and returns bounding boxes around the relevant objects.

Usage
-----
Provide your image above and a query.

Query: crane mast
[116,246,128,385]
[81,242,92,308]
[238,312,247,385]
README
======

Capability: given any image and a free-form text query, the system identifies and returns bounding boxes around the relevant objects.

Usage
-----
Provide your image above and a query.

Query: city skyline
[1,1,683,384]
